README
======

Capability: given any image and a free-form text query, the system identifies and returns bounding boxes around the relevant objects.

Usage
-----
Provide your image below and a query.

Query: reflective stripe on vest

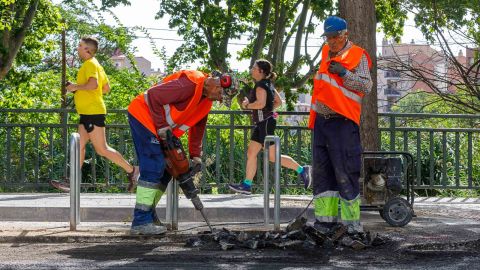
[308,44,371,128]
[314,73,362,103]
[163,104,176,128]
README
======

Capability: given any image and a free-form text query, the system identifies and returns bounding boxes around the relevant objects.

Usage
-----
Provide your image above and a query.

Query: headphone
[211,71,232,88]
[220,74,232,88]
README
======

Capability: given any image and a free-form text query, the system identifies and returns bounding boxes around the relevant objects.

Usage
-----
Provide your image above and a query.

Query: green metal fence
[0,109,478,192]
[379,113,480,190]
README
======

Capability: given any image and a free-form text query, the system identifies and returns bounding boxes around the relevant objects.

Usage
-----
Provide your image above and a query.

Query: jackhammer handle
[165,128,173,141]
[191,161,202,175]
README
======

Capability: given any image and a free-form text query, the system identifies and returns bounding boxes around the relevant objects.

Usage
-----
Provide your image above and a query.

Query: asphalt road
[1,203,480,269]
[1,239,479,270]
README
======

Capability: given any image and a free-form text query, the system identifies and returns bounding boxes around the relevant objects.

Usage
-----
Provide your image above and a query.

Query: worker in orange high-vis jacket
[309,16,373,235]
[127,70,238,235]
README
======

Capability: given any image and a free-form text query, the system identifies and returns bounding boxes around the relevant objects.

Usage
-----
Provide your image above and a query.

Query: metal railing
[380,113,479,189]
[0,109,478,191]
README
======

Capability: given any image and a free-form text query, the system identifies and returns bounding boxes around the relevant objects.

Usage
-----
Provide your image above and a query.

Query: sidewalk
[0,193,318,222]
[2,193,480,221]
[1,193,480,222]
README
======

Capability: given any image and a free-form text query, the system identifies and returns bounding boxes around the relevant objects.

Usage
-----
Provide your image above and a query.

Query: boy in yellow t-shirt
[50,37,139,193]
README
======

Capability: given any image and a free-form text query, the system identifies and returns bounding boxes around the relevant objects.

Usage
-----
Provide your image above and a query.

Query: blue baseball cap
[322,16,347,37]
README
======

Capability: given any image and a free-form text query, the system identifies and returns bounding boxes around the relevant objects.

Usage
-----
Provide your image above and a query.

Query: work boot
[228,183,252,195]
[346,223,364,235]
[49,180,70,193]
[130,223,167,236]
[127,166,140,193]
[313,221,336,235]
[298,165,312,189]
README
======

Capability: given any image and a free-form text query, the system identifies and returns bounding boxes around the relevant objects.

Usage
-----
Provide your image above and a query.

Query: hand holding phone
[65,81,76,92]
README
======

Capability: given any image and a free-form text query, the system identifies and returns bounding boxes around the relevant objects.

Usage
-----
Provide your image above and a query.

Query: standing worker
[309,16,372,234]
[228,59,311,195]
[127,70,238,235]
[50,36,139,192]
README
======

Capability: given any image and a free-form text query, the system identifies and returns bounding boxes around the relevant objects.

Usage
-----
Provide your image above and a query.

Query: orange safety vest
[308,44,372,128]
[128,70,213,138]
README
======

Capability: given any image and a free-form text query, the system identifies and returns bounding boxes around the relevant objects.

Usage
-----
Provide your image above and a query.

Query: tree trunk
[0,0,39,80]
[339,0,379,151]
[267,0,280,61]
[287,0,310,75]
[249,0,271,68]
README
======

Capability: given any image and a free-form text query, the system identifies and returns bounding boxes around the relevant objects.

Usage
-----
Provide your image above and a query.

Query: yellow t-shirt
[74,57,108,115]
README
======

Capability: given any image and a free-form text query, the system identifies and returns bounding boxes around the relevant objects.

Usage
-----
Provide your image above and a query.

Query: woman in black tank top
[228,59,312,195]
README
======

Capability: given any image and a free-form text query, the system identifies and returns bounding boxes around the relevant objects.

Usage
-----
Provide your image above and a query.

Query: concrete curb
[0,206,315,222]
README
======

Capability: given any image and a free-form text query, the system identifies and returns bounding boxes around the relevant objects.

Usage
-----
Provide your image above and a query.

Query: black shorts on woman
[249,79,276,144]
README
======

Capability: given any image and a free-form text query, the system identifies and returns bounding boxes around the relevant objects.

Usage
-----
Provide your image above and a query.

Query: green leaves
[157,0,253,71]
[375,0,407,42]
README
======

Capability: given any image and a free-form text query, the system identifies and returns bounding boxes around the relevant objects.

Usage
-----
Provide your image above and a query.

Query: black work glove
[157,126,172,140]
[328,61,347,77]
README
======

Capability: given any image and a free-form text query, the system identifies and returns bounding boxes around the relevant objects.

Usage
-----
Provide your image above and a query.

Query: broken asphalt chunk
[219,240,235,251]
[185,237,203,248]
[286,216,307,232]
[303,224,326,244]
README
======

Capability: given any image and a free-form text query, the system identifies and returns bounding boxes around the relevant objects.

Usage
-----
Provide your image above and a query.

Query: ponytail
[266,71,277,82]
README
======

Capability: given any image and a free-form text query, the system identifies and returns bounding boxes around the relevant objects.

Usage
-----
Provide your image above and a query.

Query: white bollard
[69,133,81,231]
[166,180,179,230]
[263,135,281,231]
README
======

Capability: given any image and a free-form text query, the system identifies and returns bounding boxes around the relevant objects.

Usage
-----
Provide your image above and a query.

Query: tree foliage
[375,0,408,42]
[0,0,62,80]
[0,0,137,82]
[156,0,253,72]
[1,0,148,108]
[237,0,335,110]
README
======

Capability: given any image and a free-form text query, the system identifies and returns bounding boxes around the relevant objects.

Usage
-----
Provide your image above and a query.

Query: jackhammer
[161,130,213,232]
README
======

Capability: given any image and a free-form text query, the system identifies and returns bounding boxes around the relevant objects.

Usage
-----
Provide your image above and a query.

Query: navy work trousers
[128,113,172,226]
[312,114,362,201]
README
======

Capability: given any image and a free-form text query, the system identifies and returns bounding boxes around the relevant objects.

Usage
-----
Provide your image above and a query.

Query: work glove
[191,157,202,175]
[157,126,172,140]
[328,61,347,77]
[191,157,202,166]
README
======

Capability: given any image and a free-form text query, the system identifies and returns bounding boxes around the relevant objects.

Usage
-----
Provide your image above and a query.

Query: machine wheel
[382,197,413,227]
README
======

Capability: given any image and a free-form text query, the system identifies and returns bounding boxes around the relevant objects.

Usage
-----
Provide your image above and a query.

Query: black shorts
[79,114,106,133]
[251,118,276,145]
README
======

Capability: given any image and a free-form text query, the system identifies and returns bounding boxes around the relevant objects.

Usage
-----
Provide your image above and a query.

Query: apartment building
[377,39,477,112]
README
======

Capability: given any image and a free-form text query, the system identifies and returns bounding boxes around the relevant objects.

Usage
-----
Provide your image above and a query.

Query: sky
[102,0,463,72]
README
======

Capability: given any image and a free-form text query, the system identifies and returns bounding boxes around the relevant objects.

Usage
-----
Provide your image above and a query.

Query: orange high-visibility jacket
[308,44,372,128]
[128,70,213,138]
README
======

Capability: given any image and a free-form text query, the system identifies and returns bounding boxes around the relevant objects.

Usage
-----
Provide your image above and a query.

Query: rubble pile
[185,217,387,251]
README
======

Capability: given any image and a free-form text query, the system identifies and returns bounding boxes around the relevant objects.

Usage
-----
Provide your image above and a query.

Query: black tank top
[249,79,274,124]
